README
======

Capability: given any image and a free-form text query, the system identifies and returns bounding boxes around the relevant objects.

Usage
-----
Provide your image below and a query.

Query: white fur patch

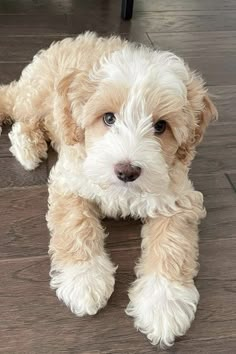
[9,122,47,170]
[50,254,116,316]
[50,147,178,219]
[126,274,199,347]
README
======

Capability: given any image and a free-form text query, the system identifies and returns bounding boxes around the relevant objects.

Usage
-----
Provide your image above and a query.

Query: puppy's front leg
[126,192,205,347]
[47,184,116,316]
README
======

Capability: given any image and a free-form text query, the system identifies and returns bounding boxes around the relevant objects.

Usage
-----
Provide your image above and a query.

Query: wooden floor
[0,0,236,353]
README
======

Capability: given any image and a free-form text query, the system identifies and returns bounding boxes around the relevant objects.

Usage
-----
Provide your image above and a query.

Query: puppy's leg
[47,184,116,316]
[0,83,48,170]
[126,191,205,347]
[9,122,48,170]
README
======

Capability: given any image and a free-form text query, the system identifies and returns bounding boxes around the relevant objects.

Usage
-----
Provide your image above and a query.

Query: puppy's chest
[94,191,170,219]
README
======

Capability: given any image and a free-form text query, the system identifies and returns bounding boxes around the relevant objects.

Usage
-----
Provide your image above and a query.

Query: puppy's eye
[154,120,167,134]
[103,112,116,126]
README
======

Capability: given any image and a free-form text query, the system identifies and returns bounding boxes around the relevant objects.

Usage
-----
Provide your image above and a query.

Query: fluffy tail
[0,83,16,133]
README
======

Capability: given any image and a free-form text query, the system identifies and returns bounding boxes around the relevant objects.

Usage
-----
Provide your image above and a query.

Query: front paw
[50,254,116,316]
[126,274,199,347]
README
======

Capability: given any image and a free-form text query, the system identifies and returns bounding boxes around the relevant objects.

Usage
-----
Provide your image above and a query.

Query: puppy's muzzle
[114,162,141,183]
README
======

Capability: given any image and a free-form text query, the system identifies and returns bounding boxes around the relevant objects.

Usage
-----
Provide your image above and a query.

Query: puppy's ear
[187,70,218,143]
[193,94,218,146]
[177,73,218,164]
[55,71,84,145]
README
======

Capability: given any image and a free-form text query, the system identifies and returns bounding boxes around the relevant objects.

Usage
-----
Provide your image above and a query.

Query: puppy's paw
[50,254,116,316]
[126,274,199,347]
[9,122,47,170]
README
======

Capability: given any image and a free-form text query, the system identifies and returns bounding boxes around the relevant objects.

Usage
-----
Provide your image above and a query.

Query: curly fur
[0,32,217,347]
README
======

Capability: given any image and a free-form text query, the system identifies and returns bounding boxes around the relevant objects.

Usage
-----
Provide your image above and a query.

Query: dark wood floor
[0,0,236,353]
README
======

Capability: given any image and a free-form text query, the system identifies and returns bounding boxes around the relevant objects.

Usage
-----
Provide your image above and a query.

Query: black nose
[114,163,141,182]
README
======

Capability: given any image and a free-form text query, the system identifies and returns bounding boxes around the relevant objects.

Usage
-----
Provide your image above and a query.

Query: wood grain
[201,123,236,145]
[208,86,236,123]
[0,249,236,354]
[131,11,236,33]
[149,31,236,57]
[0,0,120,15]
[0,157,47,187]
[0,32,151,63]
[135,0,236,11]
[0,63,27,84]
[109,239,236,282]
[192,144,236,175]
[0,14,68,35]
[149,32,236,85]
[179,56,236,86]
[0,186,48,259]
[0,35,68,62]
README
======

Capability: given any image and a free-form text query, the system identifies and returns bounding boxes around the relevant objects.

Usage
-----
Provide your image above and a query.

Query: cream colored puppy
[0,32,217,347]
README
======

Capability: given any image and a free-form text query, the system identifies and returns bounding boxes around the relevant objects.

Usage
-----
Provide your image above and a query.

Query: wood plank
[0,35,68,62]
[0,257,159,354]
[0,63,27,84]
[191,172,234,193]
[192,119,236,175]
[177,56,236,86]
[198,238,236,281]
[209,86,236,123]
[0,186,48,259]
[135,0,236,12]
[4,0,235,16]
[200,205,236,242]
[166,337,236,354]
[226,172,236,193]
[201,122,236,145]
[121,32,152,46]
[192,144,236,175]
[0,248,236,353]
[0,0,120,15]
[0,14,68,35]
[148,31,236,57]
[149,32,236,85]
[0,157,47,187]
[131,11,236,33]
[192,174,236,241]
[0,32,151,63]
[67,13,132,35]
[110,237,236,282]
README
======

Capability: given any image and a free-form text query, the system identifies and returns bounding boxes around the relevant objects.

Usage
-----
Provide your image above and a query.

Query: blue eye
[103,112,116,126]
[154,120,167,134]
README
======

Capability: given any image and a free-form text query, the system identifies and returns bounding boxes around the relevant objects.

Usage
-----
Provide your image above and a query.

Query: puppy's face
[67,47,217,199]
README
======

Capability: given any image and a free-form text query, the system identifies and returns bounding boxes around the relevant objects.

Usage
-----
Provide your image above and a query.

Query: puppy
[0,32,217,347]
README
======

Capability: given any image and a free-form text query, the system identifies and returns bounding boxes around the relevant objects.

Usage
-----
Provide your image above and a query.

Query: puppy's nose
[114,163,141,182]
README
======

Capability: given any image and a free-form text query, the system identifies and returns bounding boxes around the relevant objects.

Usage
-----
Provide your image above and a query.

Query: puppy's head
[59,45,217,198]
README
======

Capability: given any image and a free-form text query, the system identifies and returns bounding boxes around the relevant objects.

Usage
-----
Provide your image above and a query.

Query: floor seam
[225,173,236,193]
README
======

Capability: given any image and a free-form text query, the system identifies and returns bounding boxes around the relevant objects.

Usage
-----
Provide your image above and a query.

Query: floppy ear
[177,73,218,164]
[54,71,87,146]
[193,94,218,145]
